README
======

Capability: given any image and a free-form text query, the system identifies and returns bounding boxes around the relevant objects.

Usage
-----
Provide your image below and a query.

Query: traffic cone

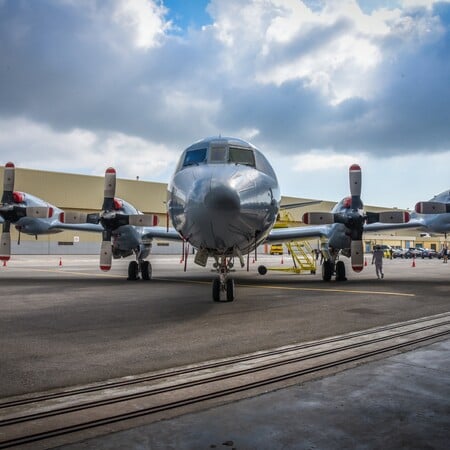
[59,257,62,267]
[364,258,368,267]
[411,258,416,268]
[281,254,284,265]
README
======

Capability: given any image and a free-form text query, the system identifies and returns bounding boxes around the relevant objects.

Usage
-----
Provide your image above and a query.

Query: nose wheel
[212,256,235,302]
[212,277,235,302]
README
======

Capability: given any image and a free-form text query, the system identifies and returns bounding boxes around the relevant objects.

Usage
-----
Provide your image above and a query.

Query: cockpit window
[229,147,255,166]
[183,148,207,166]
[209,146,227,163]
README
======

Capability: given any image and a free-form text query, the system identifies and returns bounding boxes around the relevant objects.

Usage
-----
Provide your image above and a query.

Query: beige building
[0,166,446,255]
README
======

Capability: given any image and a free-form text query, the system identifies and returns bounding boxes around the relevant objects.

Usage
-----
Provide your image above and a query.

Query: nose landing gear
[212,256,235,302]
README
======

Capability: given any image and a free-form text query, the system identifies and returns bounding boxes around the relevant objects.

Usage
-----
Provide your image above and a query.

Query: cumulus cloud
[0,0,449,194]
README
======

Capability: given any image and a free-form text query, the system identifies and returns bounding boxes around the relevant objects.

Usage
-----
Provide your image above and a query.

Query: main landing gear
[212,256,236,302]
[127,259,152,281]
[322,259,347,282]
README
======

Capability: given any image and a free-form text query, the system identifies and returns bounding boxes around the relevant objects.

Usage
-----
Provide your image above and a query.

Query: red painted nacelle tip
[100,265,111,271]
[349,164,361,171]
[5,162,15,168]
[106,167,116,174]
[352,265,363,272]
[302,213,309,224]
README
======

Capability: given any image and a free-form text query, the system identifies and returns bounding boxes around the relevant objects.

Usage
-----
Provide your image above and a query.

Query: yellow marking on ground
[238,283,415,297]
[156,278,415,297]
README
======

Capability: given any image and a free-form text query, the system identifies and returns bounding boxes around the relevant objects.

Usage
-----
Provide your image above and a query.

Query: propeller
[302,164,410,273]
[0,162,14,261]
[1,163,52,261]
[64,167,159,271]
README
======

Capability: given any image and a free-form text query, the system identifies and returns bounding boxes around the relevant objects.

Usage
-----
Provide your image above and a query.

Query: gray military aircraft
[0,162,65,261]
[4,136,441,302]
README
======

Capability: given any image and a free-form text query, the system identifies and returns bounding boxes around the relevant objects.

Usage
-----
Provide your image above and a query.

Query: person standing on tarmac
[372,245,384,279]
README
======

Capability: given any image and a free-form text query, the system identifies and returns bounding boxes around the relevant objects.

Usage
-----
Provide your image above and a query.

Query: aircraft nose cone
[204,183,240,214]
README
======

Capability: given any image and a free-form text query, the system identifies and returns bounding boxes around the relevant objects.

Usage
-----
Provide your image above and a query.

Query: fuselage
[167,137,280,256]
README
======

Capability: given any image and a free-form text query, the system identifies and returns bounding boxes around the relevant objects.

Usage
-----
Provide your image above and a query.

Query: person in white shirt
[372,246,384,279]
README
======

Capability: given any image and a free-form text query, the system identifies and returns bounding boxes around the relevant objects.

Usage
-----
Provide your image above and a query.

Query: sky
[0,0,449,209]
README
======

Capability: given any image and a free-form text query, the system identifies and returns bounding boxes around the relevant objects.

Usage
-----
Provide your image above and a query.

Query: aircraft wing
[141,226,182,241]
[265,225,330,244]
[49,222,104,233]
[363,217,427,233]
[49,222,182,241]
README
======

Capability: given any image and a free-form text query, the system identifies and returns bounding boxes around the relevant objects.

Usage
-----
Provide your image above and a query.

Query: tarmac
[1,255,449,449]
[58,338,450,450]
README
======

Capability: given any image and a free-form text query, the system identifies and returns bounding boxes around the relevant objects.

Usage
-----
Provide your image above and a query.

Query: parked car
[420,248,438,259]
[392,248,407,258]
[404,248,422,258]
[269,244,284,255]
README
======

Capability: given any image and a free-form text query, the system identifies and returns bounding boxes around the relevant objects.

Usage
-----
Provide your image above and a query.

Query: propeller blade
[377,211,410,223]
[351,240,364,272]
[302,212,335,225]
[102,167,116,211]
[128,214,159,227]
[0,226,11,261]
[349,164,362,209]
[99,231,112,271]
[415,202,449,214]
[2,162,15,204]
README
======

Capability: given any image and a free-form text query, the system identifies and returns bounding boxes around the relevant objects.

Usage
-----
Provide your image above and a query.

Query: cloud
[0,117,179,180]
[0,0,449,173]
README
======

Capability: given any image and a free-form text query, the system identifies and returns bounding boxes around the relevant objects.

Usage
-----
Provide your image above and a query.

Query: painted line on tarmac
[155,278,415,297]
[238,283,415,297]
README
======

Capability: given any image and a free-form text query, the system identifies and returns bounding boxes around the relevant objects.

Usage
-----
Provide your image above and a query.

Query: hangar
[0,165,446,255]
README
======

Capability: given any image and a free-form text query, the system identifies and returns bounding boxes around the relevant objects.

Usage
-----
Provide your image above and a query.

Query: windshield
[183,148,207,166]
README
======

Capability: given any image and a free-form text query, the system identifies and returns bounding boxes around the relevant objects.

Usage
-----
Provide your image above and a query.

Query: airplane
[0,162,65,261]
[362,190,450,238]
[63,137,411,297]
[1,137,414,301]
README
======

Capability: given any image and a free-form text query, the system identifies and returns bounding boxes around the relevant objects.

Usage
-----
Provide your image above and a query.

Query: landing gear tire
[212,277,221,302]
[226,278,235,302]
[335,260,347,281]
[258,265,267,275]
[141,261,152,280]
[128,261,139,281]
[322,260,333,281]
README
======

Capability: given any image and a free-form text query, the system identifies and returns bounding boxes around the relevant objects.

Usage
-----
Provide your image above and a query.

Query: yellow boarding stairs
[268,211,317,274]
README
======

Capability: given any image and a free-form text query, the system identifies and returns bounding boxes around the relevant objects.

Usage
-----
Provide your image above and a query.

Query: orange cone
[411,258,416,268]
[364,258,368,266]
[281,255,284,265]
[59,257,62,267]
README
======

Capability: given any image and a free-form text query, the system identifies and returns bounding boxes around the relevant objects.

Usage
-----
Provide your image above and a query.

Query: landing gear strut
[212,256,235,302]
[127,259,152,281]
